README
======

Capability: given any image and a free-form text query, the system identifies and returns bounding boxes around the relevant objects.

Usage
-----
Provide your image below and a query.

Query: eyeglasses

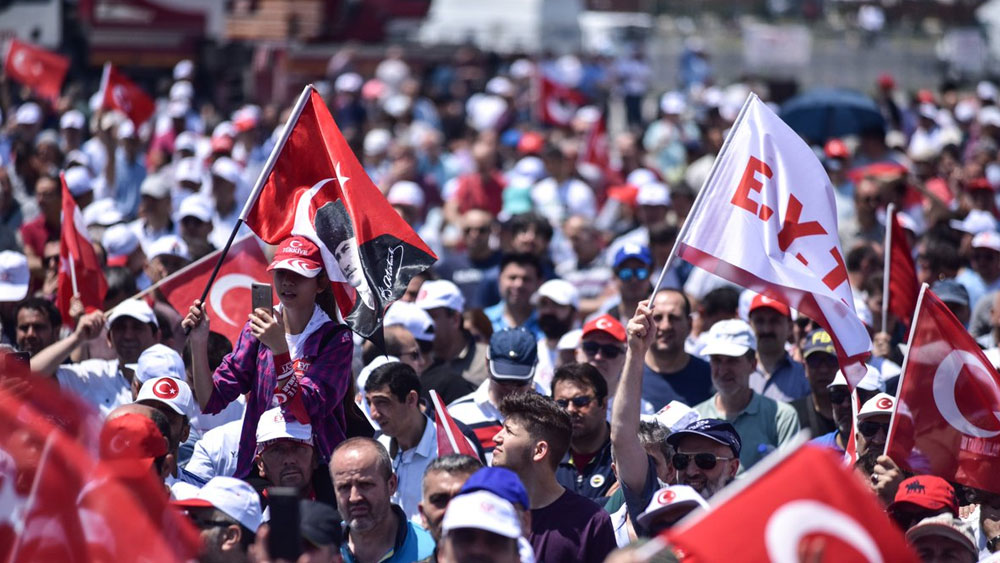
[616,267,649,282]
[858,421,891,438]
[555,396,595,409]
[671,452,734,471]
[581,341,624,359]
[829,389,851,405]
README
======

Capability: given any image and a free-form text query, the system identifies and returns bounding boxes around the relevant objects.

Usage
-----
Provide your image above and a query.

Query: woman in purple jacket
[182,236,353,478]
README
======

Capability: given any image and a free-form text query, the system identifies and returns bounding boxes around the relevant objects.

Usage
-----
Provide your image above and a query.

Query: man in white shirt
[532,143,596,225]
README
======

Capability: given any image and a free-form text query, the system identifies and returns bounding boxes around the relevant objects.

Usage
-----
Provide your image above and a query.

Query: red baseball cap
[518,131,544,155]
[824,139,849,159]
[889,475,958,517]
[99,413,169,478]
[582,314,626,343]
[267,236,323,278]
[749,294,790,317]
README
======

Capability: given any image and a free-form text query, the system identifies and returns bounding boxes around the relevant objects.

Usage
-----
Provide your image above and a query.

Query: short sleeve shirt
[56,359,132,418]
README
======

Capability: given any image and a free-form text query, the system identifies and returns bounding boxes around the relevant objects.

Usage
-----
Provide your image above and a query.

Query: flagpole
[647,92,757,301]
[98,62,110,106]
[882,282,928,458]
[881,203,895,335]
[68,253,78,296]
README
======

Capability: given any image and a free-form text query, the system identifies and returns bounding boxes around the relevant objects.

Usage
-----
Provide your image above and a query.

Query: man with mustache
[747,294,810,402]
[254,407,318,498]
[534,279,579,388]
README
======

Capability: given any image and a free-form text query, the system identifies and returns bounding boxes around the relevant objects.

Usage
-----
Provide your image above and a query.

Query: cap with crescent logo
[442,490,521,539]
[889,475,958,516]
[857,392,895,421]
[666,418,742,458]
[255,407,314,450]
[653,400,700,432]
[137,376,196,421]
[749,294,791,318]
[487,328,538,382]
[581,314,626,343]
[904,514,977,559]
[130,343,186,384]
[173,476,264,532]
[384,301,435,343]
[267,236,323,278]
[415,279,465,313]
[636,485,709,528]
[107,299,159,329]
[99,413,169,470]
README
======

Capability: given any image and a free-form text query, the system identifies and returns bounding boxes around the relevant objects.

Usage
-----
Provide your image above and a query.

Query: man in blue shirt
[747,294,810,402]
[484,253,543,340]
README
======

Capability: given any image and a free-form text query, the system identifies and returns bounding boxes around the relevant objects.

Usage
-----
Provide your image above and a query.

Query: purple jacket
[205,319,353,478]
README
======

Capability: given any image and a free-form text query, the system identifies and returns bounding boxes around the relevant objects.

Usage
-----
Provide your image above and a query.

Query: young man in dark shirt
[492,392,616,563]
[552,363,616,499]
[641,288,713,409]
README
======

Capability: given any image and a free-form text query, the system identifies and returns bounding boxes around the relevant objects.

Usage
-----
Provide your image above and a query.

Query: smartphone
[266,487,301,560]
[251,282,273,313]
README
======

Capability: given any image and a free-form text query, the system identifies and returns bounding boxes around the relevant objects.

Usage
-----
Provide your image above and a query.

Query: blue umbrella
[780,88,887,143]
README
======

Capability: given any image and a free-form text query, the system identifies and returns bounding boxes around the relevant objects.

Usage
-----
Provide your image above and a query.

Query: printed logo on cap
[596,318,613,330]
[876,397,893,410]
[153,377,180,399]
[657,489,677,505]
[108,433,132,455]
[286,258,320,271]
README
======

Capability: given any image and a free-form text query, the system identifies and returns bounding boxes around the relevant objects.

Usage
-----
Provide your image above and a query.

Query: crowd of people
[3,42,1000,562]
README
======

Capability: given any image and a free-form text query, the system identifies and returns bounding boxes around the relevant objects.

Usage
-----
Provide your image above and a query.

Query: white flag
[675,93,871,386]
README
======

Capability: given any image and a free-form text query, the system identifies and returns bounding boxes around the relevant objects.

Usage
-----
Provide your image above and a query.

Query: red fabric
[886,288,1000,495]
[101,64,155,126]
[430,391,481,461]
[581,113,609,170]
[159,235,271,346]
[666,445,918,563]
[453,172,505,216]
[538,75,586,126]
[18,216,55,258]
[57,173,107,327]
[4,39,69,101]
[887,208,919,332]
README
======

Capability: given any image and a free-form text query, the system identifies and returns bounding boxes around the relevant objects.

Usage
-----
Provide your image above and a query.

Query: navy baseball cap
[666,418,742,458]
[613,243,652,269]
[299,500,342,548]
[488,329,538,381]
[459,467,530,510]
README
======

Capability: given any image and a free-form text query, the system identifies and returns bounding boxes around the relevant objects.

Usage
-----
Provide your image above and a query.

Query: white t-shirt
[183,419,243,484]
[56,359,132,418]
[283,305,332,361]
[532,177,597,225]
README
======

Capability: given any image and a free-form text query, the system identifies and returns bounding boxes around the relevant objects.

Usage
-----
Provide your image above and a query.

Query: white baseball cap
[148,235,191,261]
[83,198,124,228]
[174,156,203,185]
[169,80,194,102]
[626,168,657,188]
[136,375,196,421]
[653,401,700,432]
[364,129,391,155]
[534,279,580,309]
[63,166,93,197]
[384,301,435,343]
[174,132,198,155]
[177,194,214,223]
[636,182,671,207]
[140,175,172,199]
[387,181,425,209]
[485,76,515,97]
[15,102,41,125]
[636,485,708,528]
[973,231,1000,253]
[173,59,194,81]
[107,299,159,328]
[556,328,581,351]
[0,251,30,302]
[60,109,85,130]
[130,343,186,384]
[950,209,997,235]
[858,392,895,421]
[116,119,137,140]
[102,223,141,265]
[211,157,241,185]
[416,279,465,313]
[442,490,521,539]
[255,407,313,447]
[173,476,263,532]
[334,72,362,93]
[660,91,686,115]
[66,149,93,171]
[700,319,757,357]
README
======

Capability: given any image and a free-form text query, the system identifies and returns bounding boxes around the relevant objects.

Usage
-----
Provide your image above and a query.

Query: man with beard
[853,392,904,505]
[552,363,615,499]
[330,437,434,563]
[484,253,543,339]
[534,279,580,388]
[664,418,742,500]
[14,298,59,357]
[174,476,262,563]
[254,408,318,500]
[641,289,713,410]
[747,295,809,402]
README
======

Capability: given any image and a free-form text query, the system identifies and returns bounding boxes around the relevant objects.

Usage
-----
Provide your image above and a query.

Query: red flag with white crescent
[4,39,69,101]
[538,75,586,127]
[99,63,155,126]
[57,173,107,327]
[430,391,480,461]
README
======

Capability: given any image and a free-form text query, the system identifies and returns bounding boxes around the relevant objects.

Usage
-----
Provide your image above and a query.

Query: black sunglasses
[582,341,624,359]
[555,396,594,409]
[829,389,851,404]
[672,452,734,471]
[858,421,891,438]
[616,267,650,282]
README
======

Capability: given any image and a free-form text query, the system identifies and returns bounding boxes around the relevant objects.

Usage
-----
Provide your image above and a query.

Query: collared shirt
[483,302,543,340]
[56,359,132,418]
[341,504,435,563]
[378,416,438,523]
[447,379,548,464]
[694,392,800,473]
[749,353,810,403]
[556,431,616,500]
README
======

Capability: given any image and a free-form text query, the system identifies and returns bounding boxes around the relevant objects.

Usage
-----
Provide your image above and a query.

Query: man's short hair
[364,362,421,402]
[184,331,233,373]
[655,287,691,317]
[104,267,138,303]
[507,212,553,242]
[846,244,879,273]
[638,420,673,462]
[648,221,679,247]
[14,297,61,329]
[144,408,173,471]
[700,287,740,319]
[498,393,572,470]
[499,252,542,279]
[422,454,482,494]
[332,437,393,480]
[551,362,608,403]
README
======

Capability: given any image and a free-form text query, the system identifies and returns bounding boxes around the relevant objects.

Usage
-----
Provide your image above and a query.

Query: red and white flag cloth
[99,63,155,126]
[57,173,107,327]
[430,391,480,461]
[673,93,871,386]
[886,284,1000,495]
[884,204,919,332]
[538,75,586,126]
[243,86,437,342]
[159,236,271,346]
[580,110,610,170]
[4,39,69,101]
[665,444,918,563]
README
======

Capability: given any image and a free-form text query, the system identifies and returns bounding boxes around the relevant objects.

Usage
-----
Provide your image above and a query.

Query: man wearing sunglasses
[853,392,902,499]
[664,418,742,500]
[607,244,654,326]
[791,329,840,439]
[577,314,657,416]
[173,476,263,562]
[552,363,616,499]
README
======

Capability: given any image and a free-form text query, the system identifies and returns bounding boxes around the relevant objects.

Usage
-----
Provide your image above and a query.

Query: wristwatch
[988,535,1000,553]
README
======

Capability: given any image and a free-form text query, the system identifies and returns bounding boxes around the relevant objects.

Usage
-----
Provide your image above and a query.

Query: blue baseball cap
[459,467,530,510]
[613,243,652,269]
[488,329,538,381]
[666,418,742,458]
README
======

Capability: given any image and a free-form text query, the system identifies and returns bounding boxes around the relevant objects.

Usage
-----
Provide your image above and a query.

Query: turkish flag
[430,391,480,461]
[580,110,610,170]
[4,39,69,101]
[0,375,199,562]
[99,63,155,126]
[886,285,1000,494]
[666,445,918,563]
[538,75,586,126]
[159,235,271,346]
[885,205,919,332]
[674,93,871,387]
[243,86,437,341]
[57,172,107,327]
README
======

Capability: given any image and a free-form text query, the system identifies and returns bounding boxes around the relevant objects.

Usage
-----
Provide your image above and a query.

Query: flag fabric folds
[430,391,480,461]
[57,173,107,327]
[538,75,586,126]
[884,205,919,332]
[4,39,69,101]
[100,63,155,126]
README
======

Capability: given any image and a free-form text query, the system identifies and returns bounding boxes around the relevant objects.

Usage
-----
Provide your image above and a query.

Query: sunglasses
[671,452,734,471]
[616,267,649,282]
[829,389,851,404]
[858,421,891,438]
[805,354,839,369]
[555,396,594,409]
[581,341,624,359]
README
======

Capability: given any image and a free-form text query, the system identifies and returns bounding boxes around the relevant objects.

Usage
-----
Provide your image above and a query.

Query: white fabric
[378,416,438,523]
[55,360,132,418]
[531,177,596,224]
[184,419,243,483]
[283,304,331,361]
